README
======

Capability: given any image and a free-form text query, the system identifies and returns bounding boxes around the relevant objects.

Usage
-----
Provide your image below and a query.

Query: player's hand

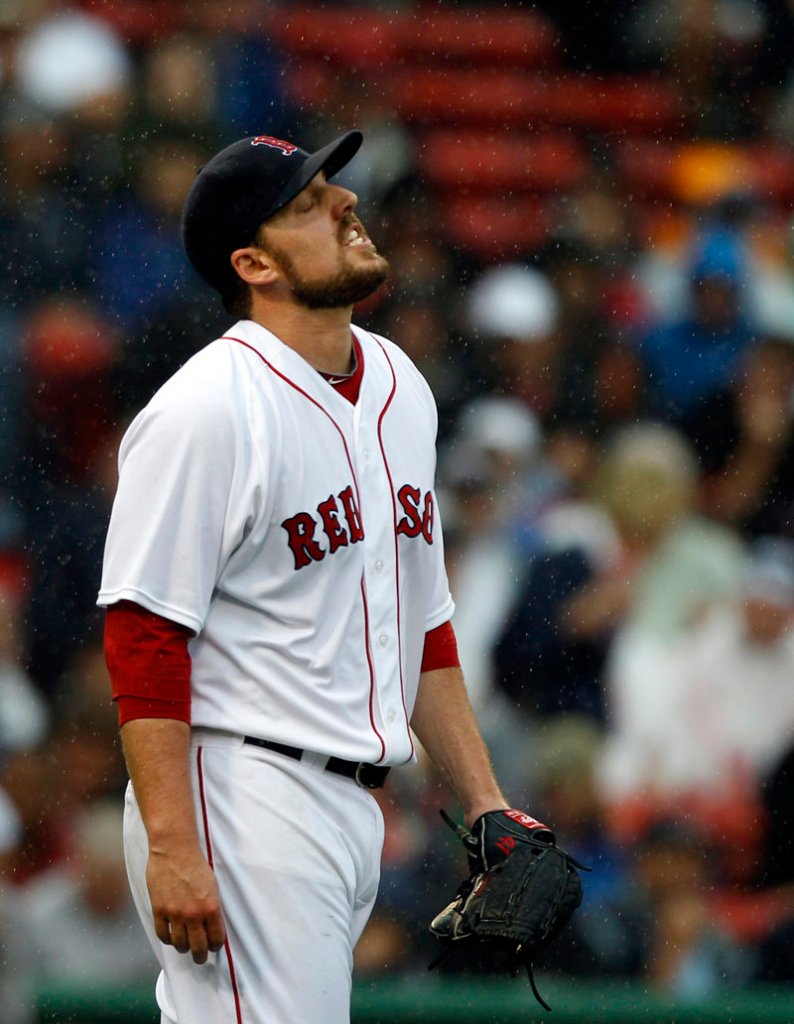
[146,846,226,964]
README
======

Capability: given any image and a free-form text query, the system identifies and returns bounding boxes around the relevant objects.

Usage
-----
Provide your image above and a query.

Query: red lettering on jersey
[338,485,364,543]
[396,485,434,544]
[421,490,434,544]
[281,512,325,569]
[396,485,422,538]
[251,135,298,155]
[317,494,349,554]
[282,487,364,571]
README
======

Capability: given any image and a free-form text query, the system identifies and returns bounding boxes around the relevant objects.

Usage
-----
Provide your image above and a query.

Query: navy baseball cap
[182,130,363,296]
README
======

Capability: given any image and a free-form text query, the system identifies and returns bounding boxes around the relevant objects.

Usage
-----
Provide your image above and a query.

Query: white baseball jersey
[98,319,454,766]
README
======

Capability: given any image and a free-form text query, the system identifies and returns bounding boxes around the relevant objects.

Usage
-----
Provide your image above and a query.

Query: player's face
[259,172,389,309]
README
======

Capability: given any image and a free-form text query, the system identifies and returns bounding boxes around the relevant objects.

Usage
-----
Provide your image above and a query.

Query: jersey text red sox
[281,483,434,570]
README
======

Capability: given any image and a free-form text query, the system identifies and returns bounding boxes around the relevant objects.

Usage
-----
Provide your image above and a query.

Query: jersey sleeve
[98,353,264,632]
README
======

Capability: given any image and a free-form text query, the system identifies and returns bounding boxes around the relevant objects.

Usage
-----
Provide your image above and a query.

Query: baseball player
[97,129,548,1024]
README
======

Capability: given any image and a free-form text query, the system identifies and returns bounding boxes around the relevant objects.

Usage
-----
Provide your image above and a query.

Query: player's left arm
[411,664,508,827]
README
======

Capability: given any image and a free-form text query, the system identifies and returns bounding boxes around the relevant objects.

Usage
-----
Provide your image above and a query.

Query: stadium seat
[397,8,559,67]
[394,69,684,134]
[267,6,399,70]
[393,69,552,126]
[78,0,184,43]
[437,193,553,260]
[416,129,588,192]
[547,75,684,134]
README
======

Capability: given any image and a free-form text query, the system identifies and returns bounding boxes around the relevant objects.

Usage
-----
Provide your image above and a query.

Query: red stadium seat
[751,145,794,204]
[394,69,552,127]
[437,194,553,260]
[417,130,588,192]
[281,60,339,109]
[397,9,559,67]
[394,69,684,134]
[79,0,184,43]
[268,6,400,70]
[548,75,684,134]
[618,139,680,198]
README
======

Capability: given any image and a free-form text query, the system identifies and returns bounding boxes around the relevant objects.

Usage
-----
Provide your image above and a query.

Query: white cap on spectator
[466,263,559,340]
[457,395,541,459]
[15,10,131,113]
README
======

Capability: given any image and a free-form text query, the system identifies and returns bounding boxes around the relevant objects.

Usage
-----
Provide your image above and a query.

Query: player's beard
[271,244,389,310]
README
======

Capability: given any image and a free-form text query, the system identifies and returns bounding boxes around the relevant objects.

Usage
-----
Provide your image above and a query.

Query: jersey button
[378,634,389,647]
[387,709,396,723]
[362,447,371,459]
[374,560,384,573]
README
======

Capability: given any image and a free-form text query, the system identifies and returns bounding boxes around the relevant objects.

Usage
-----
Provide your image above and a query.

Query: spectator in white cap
[13,7,132,119]
[465,263,562,421]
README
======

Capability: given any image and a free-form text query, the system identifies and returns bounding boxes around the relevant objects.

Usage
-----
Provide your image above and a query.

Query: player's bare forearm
[411,666,508,827]
[121,718,226,963]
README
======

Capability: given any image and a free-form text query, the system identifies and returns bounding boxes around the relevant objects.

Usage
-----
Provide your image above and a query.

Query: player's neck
[249,299,355,375]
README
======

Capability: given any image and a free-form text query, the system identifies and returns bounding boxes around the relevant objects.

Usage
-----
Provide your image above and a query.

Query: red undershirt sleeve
[104,600,193,726]
[421,620,461,674]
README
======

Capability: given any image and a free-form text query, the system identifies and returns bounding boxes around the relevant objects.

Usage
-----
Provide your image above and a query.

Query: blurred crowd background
[2,0,794,1018]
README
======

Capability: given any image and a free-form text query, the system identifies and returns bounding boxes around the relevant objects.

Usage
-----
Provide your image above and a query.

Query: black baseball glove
[429,808,587,1010]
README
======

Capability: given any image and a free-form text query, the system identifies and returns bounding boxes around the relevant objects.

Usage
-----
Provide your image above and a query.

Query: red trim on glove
[421,620,461,673]
[104,600,192,725]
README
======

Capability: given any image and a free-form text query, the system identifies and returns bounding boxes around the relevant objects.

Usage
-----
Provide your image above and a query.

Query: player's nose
[330,183,358,218]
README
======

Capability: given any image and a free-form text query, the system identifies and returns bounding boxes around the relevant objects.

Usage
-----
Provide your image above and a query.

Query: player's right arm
[121,717,226,964]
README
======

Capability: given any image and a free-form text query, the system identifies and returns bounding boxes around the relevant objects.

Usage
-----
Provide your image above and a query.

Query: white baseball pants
[123,729,384,1024]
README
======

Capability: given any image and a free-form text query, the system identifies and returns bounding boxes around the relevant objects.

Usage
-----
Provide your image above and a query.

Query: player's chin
[347,243,387,266]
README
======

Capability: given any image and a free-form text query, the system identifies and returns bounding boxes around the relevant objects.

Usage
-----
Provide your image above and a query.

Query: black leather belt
[244,737,390,790]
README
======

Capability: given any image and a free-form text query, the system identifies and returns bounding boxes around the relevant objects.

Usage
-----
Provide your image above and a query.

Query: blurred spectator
[378,180,462,306]
[496,422,743,724]
[18,799,157,986]
[599,536,794,855]
[20,302,123,698]
[13,6,132,119]
[680,335,794,539]
[0,101,91,310]
[527,717,631,977]
[464,262,563,423]
[541,240,649,435]
[0,869,33,1023]
[754,743,794,981]
[534,717,627,905]
[638,227,756,419]
[441,396,542,712]
[1,643,125,885]
[377,295,468,438]
[0,583,48,762]
[189,1,295,138]
[625,0,792,138]
[578,819,756,993]
[123,32,223,154]
[90,136,212,334]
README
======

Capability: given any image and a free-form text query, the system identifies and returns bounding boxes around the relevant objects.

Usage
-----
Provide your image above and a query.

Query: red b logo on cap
[251,135,298,155]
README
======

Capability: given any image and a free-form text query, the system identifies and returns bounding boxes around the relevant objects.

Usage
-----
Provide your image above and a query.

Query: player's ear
[230,245,279,288]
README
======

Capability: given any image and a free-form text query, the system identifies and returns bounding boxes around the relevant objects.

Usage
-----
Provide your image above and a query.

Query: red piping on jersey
[222,335,386,759]
[370,335,415,760]
[359,576,386,764]
[197,747,244,1024]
